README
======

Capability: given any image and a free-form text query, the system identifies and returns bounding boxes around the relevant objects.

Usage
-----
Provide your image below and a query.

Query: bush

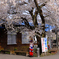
[33,48,37,57]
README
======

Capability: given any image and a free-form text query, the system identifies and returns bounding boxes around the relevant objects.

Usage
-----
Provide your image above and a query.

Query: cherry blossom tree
[0,0,59,37]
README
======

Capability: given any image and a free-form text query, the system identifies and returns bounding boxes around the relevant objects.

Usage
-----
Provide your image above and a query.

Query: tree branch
[29,8,38,27]
[40,3,46,8]
[21,17,35,30]
[34,10,38,26]
[34,0,46,37]
[18,1,28,5]
[29,7,34,20]
[34,0,45,24]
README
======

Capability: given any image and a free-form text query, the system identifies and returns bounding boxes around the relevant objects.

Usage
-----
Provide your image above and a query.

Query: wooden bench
[1,50,29,56]
[50,50,57,54]
[1,50,11,54]
[15,51,29,56]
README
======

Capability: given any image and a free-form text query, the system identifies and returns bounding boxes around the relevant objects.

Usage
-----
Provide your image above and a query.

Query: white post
[37,48,40,57]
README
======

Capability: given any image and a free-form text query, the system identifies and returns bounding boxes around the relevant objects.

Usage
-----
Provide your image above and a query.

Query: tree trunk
[34,0,45,37]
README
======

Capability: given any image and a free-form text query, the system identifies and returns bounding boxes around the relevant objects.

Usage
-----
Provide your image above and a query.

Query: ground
[0,51,59,59]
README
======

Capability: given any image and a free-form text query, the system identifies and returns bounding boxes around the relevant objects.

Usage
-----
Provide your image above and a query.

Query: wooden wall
[0,28,29,51]
[0,28,7,50]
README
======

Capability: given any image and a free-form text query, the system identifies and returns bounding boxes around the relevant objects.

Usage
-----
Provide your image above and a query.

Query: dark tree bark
[29,8,38,27]
[21,17,35,30]
[34,0,46,37]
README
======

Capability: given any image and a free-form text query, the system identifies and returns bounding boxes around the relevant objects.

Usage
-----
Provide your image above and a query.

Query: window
[7,31,17,45]
[22,32,29,44]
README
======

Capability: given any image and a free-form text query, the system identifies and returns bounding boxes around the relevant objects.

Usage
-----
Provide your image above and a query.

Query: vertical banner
[44,38,48,52]
[41,38,48,52]
[41,38,45,52]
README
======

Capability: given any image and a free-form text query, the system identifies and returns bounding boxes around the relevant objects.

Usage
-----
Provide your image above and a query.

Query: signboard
[33,36,37,43]
[44,38,48,52]
[41,38,45,52]
[41,38,48,52]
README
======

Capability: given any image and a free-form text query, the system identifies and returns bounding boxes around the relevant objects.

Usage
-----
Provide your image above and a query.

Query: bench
[1,50,29,56]
[50,50,57,54]
[1,50,11,54]
[15,51,29,56]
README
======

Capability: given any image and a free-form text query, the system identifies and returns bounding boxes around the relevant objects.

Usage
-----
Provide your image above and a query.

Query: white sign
[41,38,48,52]
[44,38,48,52]
[34,36,37,43]
[41,38,45,52]
[34,36,37,42]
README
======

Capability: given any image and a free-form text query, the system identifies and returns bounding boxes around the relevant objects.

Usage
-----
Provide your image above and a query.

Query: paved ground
[0,52,59,59]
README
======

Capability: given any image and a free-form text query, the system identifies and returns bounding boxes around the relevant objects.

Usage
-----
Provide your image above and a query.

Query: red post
[29,49,33,56]
[29,41,34,56]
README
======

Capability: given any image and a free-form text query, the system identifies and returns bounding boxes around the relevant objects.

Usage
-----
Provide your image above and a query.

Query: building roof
[0,26,4,28]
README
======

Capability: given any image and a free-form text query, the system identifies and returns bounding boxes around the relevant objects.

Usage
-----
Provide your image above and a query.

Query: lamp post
[51,35,52,48]
[49,25,52,49]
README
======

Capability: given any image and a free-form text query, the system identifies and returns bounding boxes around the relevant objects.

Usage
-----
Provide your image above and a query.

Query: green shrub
[5,52,10,54]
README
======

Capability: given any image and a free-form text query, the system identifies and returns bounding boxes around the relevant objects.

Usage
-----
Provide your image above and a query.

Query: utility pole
[52,24,58,48]
[55,29,58,48]
[55,24,58,48]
